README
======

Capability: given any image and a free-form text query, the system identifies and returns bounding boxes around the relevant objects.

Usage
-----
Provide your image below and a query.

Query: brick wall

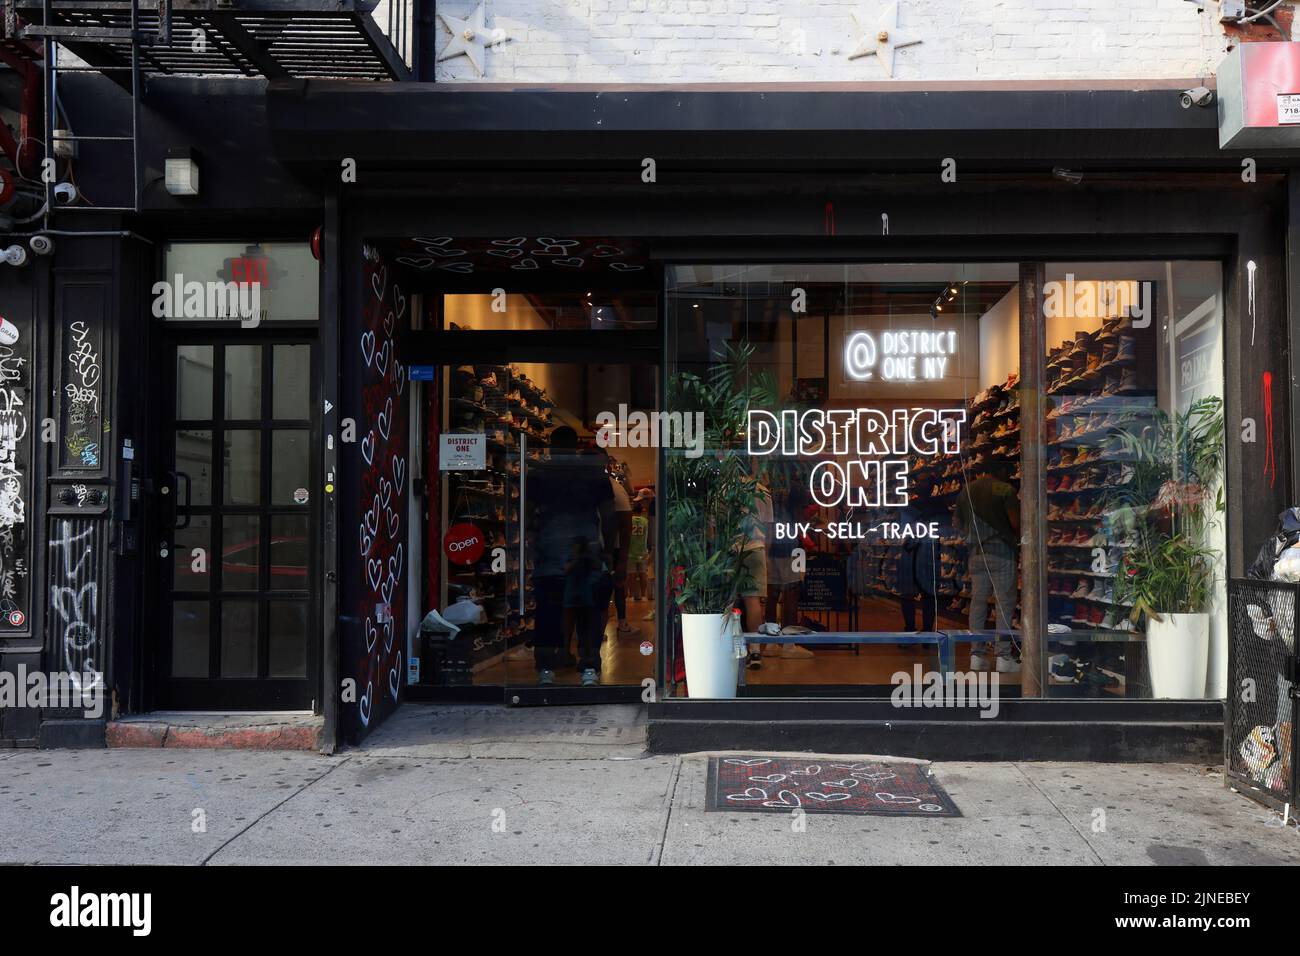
[431,0,1239,83]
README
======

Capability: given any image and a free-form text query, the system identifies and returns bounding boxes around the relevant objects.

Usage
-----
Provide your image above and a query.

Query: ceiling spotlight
[2,244,28,267]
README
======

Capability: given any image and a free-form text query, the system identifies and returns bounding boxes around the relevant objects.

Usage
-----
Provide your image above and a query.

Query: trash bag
[1248,507,1300,579]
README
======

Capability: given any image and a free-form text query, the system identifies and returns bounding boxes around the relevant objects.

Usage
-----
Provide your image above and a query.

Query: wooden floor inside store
[475,596,1023,688]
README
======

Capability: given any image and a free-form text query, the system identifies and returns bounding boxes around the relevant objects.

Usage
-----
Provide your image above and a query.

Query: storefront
[4,74,1293,759]
[289,80,1292,756]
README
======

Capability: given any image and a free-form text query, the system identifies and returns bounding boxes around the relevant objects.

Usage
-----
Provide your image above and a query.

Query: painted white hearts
[789,765,821,776]
[360,430,375,466]
[364,616,377,653]
[359,520,373,557]
[367,558,383,593]
[852,771,897,782]
[358,680,373,726]
[386,507,400,538]
[820,778,860,789]
[725,787,769,802]
[379,477,393,510]
[360,330,376,366]
[392,456,406,491]
[388,543,404,581]
[364,495,380,537]
[388,652,402,700]
[377,398,393,440]
[873,792,922,805]
[747,774,788,784]
[374,339,390,376]
[370,266,387,302]
[723,758,772,767]
[761,790,802,808]
[805,792,852,803]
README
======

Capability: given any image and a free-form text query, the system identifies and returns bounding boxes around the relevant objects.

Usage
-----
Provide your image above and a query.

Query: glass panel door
[158,338,316,709]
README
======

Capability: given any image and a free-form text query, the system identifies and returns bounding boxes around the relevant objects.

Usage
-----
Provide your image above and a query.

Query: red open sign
[443,523,485,565]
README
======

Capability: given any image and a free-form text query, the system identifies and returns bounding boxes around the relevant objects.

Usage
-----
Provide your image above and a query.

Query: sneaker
[1049,654,1077,682]
[757,621,782,636]
[538,668,555,686]
[995,654,1022,673]
[747,651,763,670]
[643,608,655,621]
[1071,578,1090,598]
[581,668,599,687]
[970,652,993,672]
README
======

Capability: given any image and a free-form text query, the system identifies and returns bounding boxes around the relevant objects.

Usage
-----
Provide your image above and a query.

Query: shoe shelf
[429,363,559,685]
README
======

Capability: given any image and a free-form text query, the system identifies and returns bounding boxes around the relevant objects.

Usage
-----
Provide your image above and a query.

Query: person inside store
[527,426,615,686]
[762,467,815,663]
[605,454,636,635]
[635,487,656,621]
[897,497,946,634]
[955,460,1021,673]
[738,466,774,670]
[627,498,651,604]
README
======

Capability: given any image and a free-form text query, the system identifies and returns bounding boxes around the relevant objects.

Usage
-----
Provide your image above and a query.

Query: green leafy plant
[665,342,779,614]
[1108,396,1225,621]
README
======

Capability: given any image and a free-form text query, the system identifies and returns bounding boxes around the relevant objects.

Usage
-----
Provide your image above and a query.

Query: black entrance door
[153,337,318,709]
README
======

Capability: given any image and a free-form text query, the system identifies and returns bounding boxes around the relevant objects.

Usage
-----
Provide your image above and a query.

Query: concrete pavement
[2,703,1298,865]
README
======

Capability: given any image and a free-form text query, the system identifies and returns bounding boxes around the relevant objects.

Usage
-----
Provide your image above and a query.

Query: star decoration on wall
[436,3,513,77]
[848,2,922,78]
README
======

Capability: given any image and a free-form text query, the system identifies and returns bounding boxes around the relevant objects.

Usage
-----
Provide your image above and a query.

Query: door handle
[174,470,192,529]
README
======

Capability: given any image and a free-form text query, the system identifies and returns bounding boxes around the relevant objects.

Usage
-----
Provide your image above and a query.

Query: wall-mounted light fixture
[164,147,200,197]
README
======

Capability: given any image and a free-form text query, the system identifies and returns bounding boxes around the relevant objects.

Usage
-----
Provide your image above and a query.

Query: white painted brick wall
[431,0,1230,83]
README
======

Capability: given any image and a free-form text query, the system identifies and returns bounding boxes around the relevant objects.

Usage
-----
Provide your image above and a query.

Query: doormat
[705,756,961,817]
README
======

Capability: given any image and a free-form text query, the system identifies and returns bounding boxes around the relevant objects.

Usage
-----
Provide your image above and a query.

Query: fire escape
[0,0,421,229]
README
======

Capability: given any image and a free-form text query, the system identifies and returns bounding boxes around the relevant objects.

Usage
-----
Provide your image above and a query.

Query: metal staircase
[1,0,416,222]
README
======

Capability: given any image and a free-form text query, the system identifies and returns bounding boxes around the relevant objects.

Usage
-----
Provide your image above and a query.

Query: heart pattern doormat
[705,756,961,817]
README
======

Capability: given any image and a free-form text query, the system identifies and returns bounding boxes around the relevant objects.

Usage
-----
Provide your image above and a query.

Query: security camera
[2,244,28,267]
[1180,87,1215,109]
[53,181,78,205]
[29,235,54,256]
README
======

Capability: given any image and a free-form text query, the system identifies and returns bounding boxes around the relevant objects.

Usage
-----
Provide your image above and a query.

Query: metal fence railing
[1226,579,1298,811]
[369,0,415,73]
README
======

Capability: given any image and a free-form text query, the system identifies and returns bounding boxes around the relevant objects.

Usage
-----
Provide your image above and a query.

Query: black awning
[266,81,1229,171]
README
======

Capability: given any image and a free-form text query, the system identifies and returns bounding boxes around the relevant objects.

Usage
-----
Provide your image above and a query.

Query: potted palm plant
[1109,396,1225,698]
[666,342,777,697]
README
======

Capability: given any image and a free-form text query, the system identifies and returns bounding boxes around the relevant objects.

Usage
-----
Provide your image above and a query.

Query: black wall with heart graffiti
[341,247,410,744]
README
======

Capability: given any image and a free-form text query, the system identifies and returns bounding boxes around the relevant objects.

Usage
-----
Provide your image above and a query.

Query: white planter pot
[681,612,739,699]
[1146,612,1210,699]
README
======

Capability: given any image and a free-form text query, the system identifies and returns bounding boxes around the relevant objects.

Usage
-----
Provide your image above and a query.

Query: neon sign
[747,407,966,508]
[844,329,958,381]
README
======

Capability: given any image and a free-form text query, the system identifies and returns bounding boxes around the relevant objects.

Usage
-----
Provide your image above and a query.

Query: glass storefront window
[1042,262,1225,699]
[666,264,1024,692]
[664,261,1226,701]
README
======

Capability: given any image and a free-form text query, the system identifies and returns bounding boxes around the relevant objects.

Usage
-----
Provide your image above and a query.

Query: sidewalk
[2,703,1298,865]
